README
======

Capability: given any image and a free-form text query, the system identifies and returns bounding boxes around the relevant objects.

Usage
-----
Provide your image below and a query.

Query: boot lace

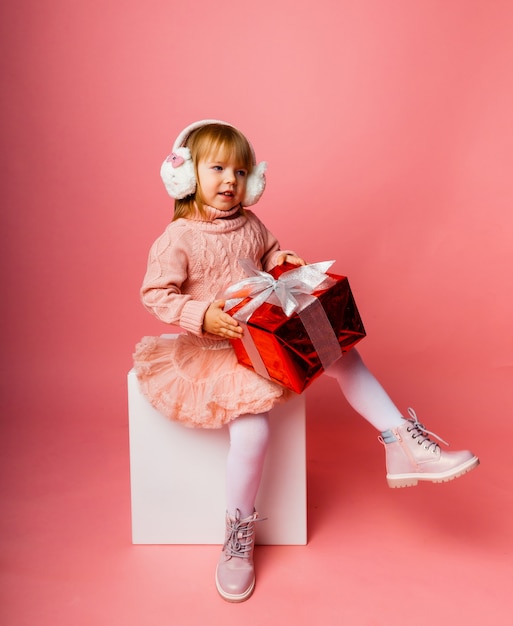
[405,407,449,451]
[223,511,262,559]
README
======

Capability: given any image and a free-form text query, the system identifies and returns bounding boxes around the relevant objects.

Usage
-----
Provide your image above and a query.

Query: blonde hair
[173,123,254,220]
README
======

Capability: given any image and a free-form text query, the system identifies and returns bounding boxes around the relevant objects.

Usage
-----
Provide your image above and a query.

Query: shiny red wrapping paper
[229,263,366,393]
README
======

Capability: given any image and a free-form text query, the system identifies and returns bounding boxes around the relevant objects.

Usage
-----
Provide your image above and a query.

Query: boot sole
[387,456,480,488]
[215,573,255,603]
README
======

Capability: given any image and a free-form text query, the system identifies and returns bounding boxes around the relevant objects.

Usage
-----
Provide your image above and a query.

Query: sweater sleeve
[140,226,210,335]
[246,211,297,272]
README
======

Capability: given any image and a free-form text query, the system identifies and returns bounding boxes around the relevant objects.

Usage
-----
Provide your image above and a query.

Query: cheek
[197,172,212,190]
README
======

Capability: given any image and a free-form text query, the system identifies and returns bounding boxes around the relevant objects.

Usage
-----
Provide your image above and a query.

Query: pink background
[1,1,512,624]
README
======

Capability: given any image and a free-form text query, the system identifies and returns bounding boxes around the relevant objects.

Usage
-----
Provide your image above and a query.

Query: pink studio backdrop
[3,1,513,415]
[1,1,513,625]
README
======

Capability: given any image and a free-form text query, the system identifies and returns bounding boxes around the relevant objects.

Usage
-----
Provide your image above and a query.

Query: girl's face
[196,148,248,211]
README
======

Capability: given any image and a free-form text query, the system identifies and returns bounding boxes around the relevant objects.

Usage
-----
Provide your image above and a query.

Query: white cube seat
[128,368,307,545]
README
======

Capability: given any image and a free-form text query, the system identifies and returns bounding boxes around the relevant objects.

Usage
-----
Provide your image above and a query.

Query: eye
[236,169,247,177]
[212,165,223,171]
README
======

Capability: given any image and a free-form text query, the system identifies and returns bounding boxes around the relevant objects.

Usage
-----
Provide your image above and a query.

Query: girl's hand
[203,300,244,339]
[276,253,307,266]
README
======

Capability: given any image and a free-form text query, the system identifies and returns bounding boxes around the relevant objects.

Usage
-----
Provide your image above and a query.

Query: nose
[224,168,236,184]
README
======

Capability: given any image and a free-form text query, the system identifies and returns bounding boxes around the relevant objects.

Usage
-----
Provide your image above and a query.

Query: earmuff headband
[160,119,267,206]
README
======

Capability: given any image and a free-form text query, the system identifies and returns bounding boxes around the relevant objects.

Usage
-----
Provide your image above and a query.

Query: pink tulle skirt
[133,334,292,429]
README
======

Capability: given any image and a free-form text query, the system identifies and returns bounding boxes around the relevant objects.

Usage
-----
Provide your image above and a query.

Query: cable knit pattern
[140,205,288,337]
[133,205,295,428]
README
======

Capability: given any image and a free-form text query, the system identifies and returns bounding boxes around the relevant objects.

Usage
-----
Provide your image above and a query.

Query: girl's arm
[140,228,210,335]
[249,211,306,270]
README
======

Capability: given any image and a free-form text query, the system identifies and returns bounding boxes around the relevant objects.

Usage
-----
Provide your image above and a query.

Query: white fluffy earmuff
[160,119,267,206]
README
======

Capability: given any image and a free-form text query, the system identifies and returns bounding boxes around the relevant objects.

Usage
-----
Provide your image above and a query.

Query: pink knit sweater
[141,204,291,336]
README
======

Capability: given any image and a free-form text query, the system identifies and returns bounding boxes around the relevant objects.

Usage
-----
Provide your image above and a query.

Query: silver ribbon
[223,260,343,381]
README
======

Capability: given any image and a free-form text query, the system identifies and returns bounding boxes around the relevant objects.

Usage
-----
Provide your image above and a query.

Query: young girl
[133,120,479,603]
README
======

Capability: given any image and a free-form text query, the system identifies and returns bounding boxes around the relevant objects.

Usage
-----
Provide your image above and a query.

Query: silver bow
[223,259,343,384]
[224,259,336,321]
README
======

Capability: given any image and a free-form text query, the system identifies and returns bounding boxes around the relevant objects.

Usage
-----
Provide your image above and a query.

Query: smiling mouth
[219,191,234,197]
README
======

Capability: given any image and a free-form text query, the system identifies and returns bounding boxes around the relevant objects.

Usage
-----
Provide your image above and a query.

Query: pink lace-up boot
[215,510,260,603]
[380,408,479,488]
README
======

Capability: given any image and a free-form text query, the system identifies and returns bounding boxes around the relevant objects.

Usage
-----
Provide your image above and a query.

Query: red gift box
[227,262,366,393]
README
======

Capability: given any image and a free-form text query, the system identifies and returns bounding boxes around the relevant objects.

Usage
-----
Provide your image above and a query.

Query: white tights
[225,349,404,517]
[324,348,404,431]
[226,412,271,519]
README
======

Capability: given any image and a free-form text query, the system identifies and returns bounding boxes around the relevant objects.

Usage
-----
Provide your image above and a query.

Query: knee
[229,413,270,457]
[325,347,363,378]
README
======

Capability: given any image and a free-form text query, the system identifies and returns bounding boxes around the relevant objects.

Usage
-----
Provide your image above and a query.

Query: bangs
[187,124,254,170]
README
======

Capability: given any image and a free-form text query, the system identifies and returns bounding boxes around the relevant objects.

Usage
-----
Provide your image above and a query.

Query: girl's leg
[325,348,404,431]
[325,349,479,487]
[217,412,270,603]
[225,412,270,518]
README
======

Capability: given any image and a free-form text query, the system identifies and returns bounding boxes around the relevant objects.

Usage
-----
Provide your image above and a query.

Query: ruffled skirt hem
[133,334,292,429]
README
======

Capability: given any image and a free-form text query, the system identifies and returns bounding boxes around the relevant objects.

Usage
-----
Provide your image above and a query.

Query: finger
[223,326,241,338]
[223,316,239,328]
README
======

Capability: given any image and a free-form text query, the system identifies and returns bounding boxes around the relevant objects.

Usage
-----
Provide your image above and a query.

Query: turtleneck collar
[190,203,242,222]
